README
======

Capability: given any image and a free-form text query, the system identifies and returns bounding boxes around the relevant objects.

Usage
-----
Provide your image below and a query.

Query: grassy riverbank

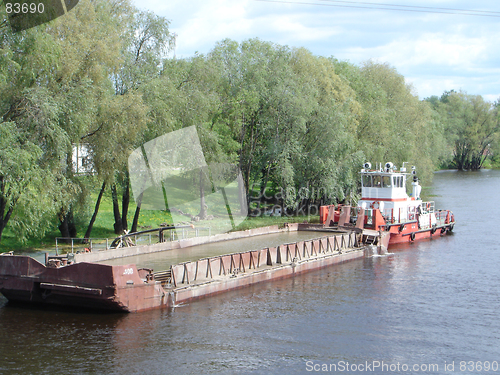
[0,188,319,252]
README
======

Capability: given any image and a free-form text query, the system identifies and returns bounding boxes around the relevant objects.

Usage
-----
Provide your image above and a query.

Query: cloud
[131,0,500,100]
[177,0,253,54]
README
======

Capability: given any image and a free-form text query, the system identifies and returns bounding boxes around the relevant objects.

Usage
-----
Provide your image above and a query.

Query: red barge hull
[0,230,366,313]
[0,255,166,312]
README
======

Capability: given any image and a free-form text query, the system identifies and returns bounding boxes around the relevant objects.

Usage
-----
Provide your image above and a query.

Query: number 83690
[6,2,45,14]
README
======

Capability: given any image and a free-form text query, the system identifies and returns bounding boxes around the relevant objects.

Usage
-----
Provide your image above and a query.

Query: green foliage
[333,59,449,184]
[207,40,364,209]
[0,121,63,242]
[426,91,500,170]
[2,1,499,246]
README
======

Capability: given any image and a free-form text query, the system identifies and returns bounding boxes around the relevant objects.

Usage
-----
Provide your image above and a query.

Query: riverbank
[0,210,319,253]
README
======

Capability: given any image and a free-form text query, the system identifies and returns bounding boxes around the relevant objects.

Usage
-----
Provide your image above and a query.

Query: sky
[130,0,500,101]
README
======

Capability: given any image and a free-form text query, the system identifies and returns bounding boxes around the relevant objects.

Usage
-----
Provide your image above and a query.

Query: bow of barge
[0,255,167,312]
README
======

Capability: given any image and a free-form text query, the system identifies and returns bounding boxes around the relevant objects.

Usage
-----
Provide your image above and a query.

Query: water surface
[1,170,499,374]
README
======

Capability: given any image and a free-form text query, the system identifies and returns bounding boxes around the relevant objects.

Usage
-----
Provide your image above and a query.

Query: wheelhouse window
[373,175,381,187]
[362,174,372,187]
[391,176,405,188]
[382,176,391,188]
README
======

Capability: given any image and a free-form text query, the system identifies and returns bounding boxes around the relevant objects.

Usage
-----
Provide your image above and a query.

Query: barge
[0,224,376,312]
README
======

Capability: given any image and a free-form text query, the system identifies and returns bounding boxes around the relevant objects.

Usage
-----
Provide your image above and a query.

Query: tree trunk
[0,224,5,244]
[237,171,246,215]
[0,205,14,244]
[259,164,271,201]
[58,208,77,242]
[83,181,106,240]
[131,205,141,233]
[121,174,130,232]
[0,177,16,244]
[198,169,207,220]
[111,184,123,234]
[131,192,143,233]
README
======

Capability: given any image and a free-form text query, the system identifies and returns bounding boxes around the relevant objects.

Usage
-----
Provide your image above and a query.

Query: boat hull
[387,223,454,245]
[0,256,168,312]
[0,230,364,313]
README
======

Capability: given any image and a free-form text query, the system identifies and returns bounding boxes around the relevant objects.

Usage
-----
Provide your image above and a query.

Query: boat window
[362,174,372,187]
[382,176,391,188]
[373,175,381,187]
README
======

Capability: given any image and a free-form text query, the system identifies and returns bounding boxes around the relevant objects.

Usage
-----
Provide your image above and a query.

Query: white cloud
[176,0,253,54]
[263,14,341,43]
[131,0,500,99]
[483,94,500,102]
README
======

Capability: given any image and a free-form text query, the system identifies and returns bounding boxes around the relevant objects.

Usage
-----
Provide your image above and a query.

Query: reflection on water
[1,170,500,374]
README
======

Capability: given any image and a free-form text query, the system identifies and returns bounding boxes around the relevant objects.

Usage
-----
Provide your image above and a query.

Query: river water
[1,170,499,374]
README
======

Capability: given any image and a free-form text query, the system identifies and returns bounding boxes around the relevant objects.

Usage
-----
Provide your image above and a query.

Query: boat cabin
[358,162,425,225]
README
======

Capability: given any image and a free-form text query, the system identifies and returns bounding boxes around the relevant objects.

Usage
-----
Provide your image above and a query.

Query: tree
[99,9,175,235]
[334,59,442,183]
[0,0,150,242]
[0,11,72,243]
[208,39,303,209]
[429,91,500,170]
[208,40,364,213]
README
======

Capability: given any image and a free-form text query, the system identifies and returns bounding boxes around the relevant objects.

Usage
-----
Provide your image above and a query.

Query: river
[1,170,499,374]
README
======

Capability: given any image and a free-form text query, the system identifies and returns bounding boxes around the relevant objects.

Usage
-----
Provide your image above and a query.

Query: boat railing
[54,226,211,255]
[380,206,418,224]
[381,208,394,224]
[434,210,449,226]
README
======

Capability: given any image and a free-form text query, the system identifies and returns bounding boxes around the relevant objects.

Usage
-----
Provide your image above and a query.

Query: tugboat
[320,162,455,247]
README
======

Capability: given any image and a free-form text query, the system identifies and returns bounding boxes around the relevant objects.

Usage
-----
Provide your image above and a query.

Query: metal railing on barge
[54,225,211,255]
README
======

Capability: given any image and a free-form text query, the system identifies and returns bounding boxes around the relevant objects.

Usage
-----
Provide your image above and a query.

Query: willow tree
[290,50,362,209]
[208,39,314,210]
[207,40,365,213]
[103,9,175,234]
[0,0,153,242]
[429,91,500,170]
[333,59,442,183]
[0,9,71,243]
[147,54,235,221]
[44,0,140,238]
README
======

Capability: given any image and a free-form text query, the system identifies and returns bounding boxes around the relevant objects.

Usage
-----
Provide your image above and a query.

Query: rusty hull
[0,231,365,313]
[0,255,168,312]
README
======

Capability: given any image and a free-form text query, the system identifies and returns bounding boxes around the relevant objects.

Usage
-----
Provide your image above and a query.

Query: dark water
[1,170,500,374]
